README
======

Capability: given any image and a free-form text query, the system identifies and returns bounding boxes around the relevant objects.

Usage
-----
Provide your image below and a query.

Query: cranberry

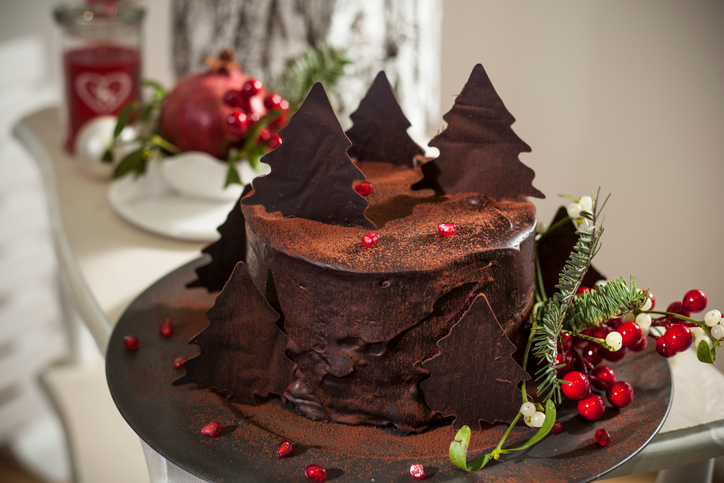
[595,428,611,446]
[437,223,457,236]
[304,464,327,482]
[354,181,373,196]
[223,89,248,109]
[550,421,563,435]
[561,371,590,400]
[655,337,675,358]
[582,343,603,365]
[173,357,187,369]
[578,393,605,421]
[682,289,708,312]
[267,133,282,149]
[590,366,616,391]
[123,336,139,351]
[557,333,573,352]
[200,420,221,437]
[409,463,427,480]
[159,318,173,338]
[607,380,634,408]
[276,439,295,458]
[223,110,249,140]
[241,78,263,98]
[630,336,648,352]
[362,232,380,248]
[664,324,692,353]
[616,321,642,348]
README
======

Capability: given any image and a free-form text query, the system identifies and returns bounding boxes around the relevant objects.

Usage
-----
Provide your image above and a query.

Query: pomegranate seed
[267,133,282,149]
[159,318,173,338]
[354,181,373,196]
[276,439,295,458]
[561,371,590,400]
[590,365,616,391]
[304,464,326,482]
[664,324,693,353]
[655,337,675,358]
[173,357,187,369]
[362,232,379,248]
[224,110,249,140]
[595,428,611,446]
[578,393,605,421]
[200,420,221,437]
[607,380,634,408]
[437,223,457,236]
[123,336,139,351]
[241,78,263,98]
[550,421,563,435]
[616,321,642,348]
[682,289,708,312]
[630,336,648,352]
[409,463,427,480]
[223,89,247,108]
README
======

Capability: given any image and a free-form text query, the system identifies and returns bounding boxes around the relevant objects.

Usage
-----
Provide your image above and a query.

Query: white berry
[695,336,713,349]
[567,203,582,219]
[579,196,593,213]
[606,331,623,351]
[691,327,706,339]
[520,401,536,417]
[621,311,635,322]
[705,310,722,327]
[529,411,546,428]
[711,325,724,340]
[536,221,547,234]
[635,313,652,330]
[642,296,653,312]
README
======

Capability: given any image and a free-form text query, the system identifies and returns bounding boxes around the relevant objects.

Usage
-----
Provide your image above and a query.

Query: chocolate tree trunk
[171,0,441,138]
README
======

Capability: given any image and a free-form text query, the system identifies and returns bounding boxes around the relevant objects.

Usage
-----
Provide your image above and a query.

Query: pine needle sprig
[563,276,649,332]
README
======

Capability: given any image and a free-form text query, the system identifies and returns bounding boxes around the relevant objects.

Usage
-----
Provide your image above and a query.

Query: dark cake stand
[106,258,672,482]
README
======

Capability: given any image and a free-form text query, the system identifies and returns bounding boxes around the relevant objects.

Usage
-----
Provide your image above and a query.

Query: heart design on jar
[75,72,132,113]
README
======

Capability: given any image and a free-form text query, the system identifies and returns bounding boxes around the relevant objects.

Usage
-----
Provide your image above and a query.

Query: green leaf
[501,400,557,453]
[697,340,716,363]
[101,147,114,164]
[450,425,496,472]
[114,101,139,138]
[149,135,180,155]
[113,148,146,178]
[224,162,242,188]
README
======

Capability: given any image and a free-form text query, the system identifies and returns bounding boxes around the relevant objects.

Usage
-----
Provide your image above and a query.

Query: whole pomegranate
[160,49,288,160]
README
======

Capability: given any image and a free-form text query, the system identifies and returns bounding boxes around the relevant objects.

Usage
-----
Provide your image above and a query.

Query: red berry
[160,318,173,338]
[682,289,707,312]
[223,89,247,109]
[582,343,603,365]
[630,336,648,352]
[655,337,675,358]
[550,421,563,435]
[616,321,642,348]
[304,464,327,482]
[666,301,692,325]
[257,126,271,143]
[554,352,572,377]
[437,223,457,236]
[173,357,187,369]
[223,110,249,140]
[664,324,693,353]
[561,371,590,400]
[557,333,573,352]
[263,93,285,110]
[595,428,611,446]
[276,439,295,458]
[241,78,263,98]
[267,133,282,149]
[361,232,379,248]
[602,345,627,362]
[578,393,605,421]
[354,181,373,196]
[590,365,616,391]
[123,336,139,351]
[576,286,590,295]
[607,380,634,408]
[409,463,427,480]
[200,420,221,437]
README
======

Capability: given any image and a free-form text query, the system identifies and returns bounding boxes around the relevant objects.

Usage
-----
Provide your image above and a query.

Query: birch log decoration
[171,0,441,141]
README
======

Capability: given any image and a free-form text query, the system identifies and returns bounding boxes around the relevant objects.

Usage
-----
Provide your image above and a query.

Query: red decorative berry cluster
[222,81,288,151]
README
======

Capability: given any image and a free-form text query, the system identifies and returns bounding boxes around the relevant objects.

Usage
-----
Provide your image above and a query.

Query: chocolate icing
[243,83,375,230]
[413,64,544,200]
[345,71,424,167]
[421,294,530,429]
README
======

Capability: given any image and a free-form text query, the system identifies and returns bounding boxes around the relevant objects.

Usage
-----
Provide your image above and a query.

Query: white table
[14,107,724,482]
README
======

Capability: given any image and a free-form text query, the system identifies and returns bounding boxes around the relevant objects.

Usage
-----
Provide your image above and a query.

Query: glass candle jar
[54,2,145,152]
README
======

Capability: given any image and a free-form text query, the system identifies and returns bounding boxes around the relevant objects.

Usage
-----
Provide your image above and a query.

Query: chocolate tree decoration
[187,185,251,293]
[243,82,376,230]
[412,64,544,200]
[537,207,605,298]
[174,262,294,405]
[345,71,424,167]
[421,294,529,429]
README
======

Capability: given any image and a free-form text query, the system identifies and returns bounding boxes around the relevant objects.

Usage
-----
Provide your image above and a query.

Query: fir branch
[563,276,648,332]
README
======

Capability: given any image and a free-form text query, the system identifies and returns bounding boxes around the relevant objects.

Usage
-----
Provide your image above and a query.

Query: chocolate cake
[177,65,545,434]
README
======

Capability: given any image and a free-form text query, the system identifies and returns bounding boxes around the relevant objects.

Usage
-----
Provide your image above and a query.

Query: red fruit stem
[570,347,594,375]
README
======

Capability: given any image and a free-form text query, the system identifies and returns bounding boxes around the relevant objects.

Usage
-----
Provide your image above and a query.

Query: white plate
[107,160,238,242]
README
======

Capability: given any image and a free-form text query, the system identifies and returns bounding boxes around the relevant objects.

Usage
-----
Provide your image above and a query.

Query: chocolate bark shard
[345,71,424,167]
[187,185,251,292]
[537,206,605,297]
[174,262,294,405]
[420,294,530,429]
[412,64,544,200]
[243,82,376,230]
